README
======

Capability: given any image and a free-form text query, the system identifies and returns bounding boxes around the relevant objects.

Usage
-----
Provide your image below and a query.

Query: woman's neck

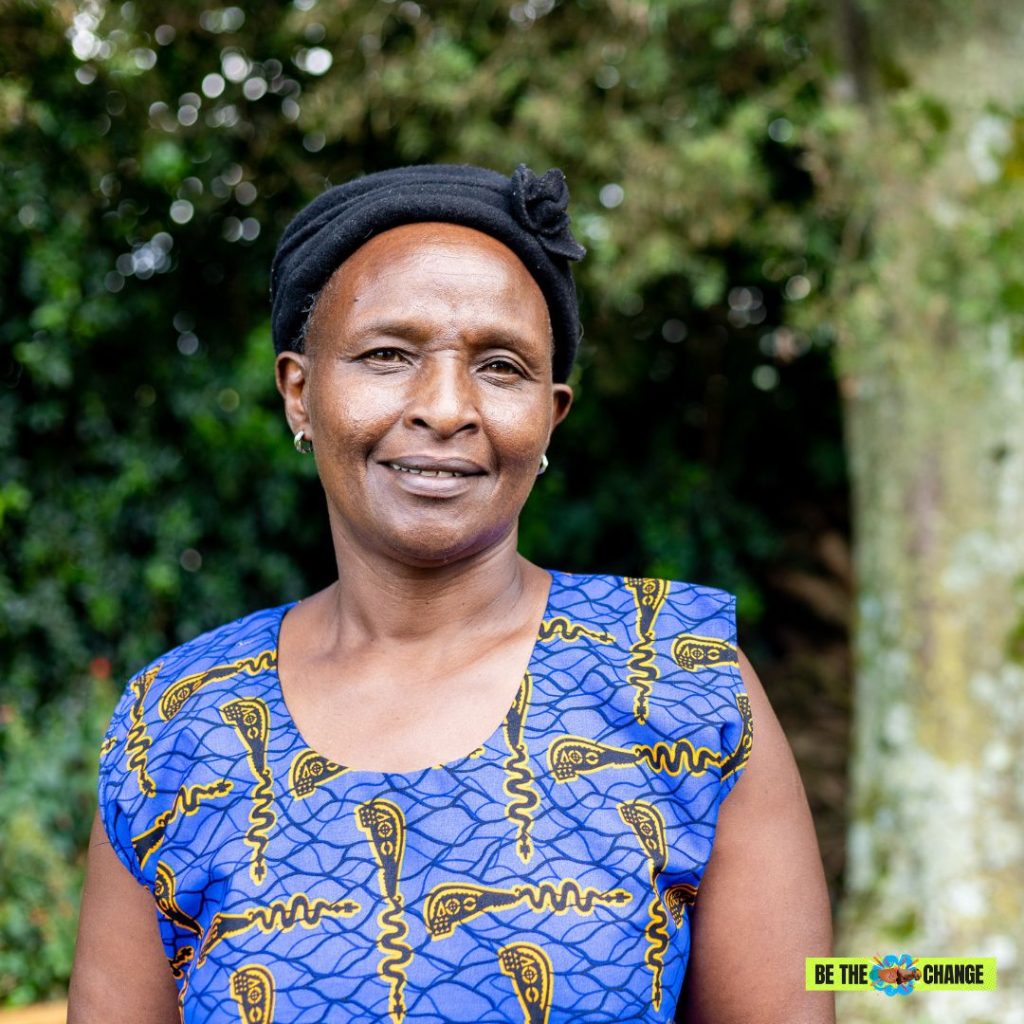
[319,525,542,650]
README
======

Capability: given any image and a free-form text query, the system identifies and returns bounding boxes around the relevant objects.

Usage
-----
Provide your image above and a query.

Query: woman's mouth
[385,462,468,478]
[378,455,486,475]
[376,456,487,496]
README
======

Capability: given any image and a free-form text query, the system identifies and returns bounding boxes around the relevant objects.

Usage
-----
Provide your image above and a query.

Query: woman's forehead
[317,223,551,335]
[337,221,533,280]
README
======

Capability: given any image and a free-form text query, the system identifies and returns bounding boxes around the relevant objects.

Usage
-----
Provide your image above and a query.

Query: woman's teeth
[387,463,465,478]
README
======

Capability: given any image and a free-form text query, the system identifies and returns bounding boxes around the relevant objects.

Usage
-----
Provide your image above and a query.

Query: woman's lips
[376,457,486,497]
[386,463,468,479]
[379,455,487,476]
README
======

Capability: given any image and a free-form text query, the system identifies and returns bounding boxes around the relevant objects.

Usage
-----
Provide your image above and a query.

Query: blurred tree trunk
[831,4,1024,1020]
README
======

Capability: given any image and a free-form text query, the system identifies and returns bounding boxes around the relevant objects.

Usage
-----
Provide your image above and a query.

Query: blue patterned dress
[98,570,752,1023]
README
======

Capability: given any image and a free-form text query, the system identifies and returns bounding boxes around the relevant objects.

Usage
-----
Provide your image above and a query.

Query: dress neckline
[269,568,562,780]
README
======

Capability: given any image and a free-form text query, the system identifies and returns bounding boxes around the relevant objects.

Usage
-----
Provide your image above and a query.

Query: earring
[538,453,549,475]
[293,429,313,454]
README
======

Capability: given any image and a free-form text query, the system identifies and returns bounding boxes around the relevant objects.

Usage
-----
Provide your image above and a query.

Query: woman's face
[275,222,573,568]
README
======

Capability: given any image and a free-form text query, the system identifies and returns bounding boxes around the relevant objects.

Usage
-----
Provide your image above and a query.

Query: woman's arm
[68,810,181,1024]
[677,647,835,1024]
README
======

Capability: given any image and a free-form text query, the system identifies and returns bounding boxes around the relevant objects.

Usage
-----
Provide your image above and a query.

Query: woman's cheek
[314,388,394,456]
[492,408,549,467]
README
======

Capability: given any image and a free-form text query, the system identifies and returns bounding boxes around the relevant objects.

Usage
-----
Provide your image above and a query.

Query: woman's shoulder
[548,567,742,696]
[158,601,293,676]
[103,601,294,730]
[548,567,736,625]
[546,568,749,780]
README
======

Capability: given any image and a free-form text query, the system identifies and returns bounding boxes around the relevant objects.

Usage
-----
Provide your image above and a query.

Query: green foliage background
[0,0,853,1004]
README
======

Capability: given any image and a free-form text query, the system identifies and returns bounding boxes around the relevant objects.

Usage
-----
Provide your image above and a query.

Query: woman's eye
[482,358,521,375]
[363,348,405,362]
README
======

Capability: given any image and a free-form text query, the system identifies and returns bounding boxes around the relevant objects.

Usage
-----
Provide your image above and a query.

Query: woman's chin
[378,521,514,570]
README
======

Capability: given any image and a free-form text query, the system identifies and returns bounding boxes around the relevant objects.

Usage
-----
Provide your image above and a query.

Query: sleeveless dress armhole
[715,591,754,806]
[96,672,152,889]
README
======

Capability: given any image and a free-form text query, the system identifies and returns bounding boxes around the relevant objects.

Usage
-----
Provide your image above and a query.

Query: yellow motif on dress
[132,779,234,868]
[537,617,615,646]
[356,799,412,1024]
[424,879,631,939]
[99,735,118,757]
[720,693,753,780]
[197,892,360,968]
[548,691,750,784]
[125,663,161,797]
[170,944,196,1017]
[154,861,203,937]
[618,801,672,1009]
[671,633,739,672]
[167,944,194,980]
[547,736,636,781]
[502,672,539,863]
[220,697,276,886]
[289,748,348,799]
[624,578,670,724]
[499,942,554,1024]
[230,964,276,1024]
[160,650,276,721]
[548,733,722,782]
[664,883,697,927]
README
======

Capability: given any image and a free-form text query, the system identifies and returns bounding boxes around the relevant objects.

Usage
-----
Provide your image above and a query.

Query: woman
[70,164,833,1023]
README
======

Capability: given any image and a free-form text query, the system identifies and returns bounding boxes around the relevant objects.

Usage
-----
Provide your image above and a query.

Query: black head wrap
[270,163,586,382]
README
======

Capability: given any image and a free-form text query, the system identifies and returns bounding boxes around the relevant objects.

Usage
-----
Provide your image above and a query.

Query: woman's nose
[403,355,480,438]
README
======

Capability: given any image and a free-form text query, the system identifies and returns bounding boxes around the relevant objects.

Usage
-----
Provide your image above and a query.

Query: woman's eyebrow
[468,327,539,353]
[347,319,541,354]
[346,318,426,344]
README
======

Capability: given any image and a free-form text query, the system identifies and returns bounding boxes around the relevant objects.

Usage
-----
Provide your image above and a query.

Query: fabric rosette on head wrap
[270,162,587,382]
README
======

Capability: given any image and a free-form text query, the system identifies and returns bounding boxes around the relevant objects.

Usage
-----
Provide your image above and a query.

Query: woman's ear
[275,351,312,440]
[551,382,573,431]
